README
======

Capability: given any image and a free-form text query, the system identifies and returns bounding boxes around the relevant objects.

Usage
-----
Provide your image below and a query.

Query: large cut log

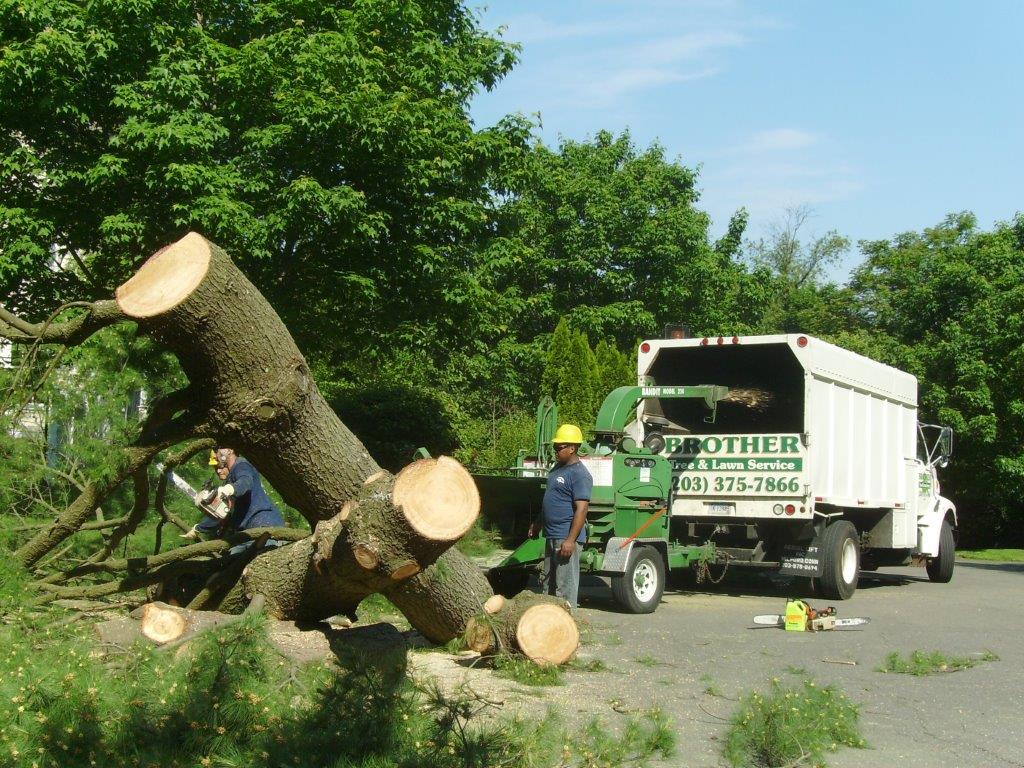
[140,600,238,643]
[109,233,495,640]
[95,609,407,668]
[464,591,579,666]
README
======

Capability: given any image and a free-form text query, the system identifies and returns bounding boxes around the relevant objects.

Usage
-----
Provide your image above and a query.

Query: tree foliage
[0,0,527,364]
[844,213,1024,545]
[744,205,855,334]
[485,130,756,349]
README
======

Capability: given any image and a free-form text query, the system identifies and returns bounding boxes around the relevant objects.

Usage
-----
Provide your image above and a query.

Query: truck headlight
[643,431,666,454]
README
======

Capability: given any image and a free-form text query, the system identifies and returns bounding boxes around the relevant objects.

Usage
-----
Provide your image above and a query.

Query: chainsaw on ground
[753,599,870,631]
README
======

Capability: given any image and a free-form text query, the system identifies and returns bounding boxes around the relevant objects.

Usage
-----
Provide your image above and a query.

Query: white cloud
[588,66,720,102]
[498,16,641,44]
[742,128,819,152]
[636,30,746,64]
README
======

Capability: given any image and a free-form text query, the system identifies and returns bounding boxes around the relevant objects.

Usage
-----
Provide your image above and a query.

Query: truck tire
[926,519,955,583]
[611,545,666,614]
[817,520,860,600]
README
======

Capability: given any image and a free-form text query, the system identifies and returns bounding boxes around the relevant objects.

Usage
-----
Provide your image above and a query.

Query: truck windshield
[643,342,805,434]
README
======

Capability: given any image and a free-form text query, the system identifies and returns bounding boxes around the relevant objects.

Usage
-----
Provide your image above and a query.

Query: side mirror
[939,426,954,458]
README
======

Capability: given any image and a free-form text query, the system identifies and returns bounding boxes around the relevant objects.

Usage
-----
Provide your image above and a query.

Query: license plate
[706,502,735,515]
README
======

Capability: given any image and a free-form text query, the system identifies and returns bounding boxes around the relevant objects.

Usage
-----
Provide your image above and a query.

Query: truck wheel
[611,545,666,614]
[817,521,860,600]
[926,519,955,583]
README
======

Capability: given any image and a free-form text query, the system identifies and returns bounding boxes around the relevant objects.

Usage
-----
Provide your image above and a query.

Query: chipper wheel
[814,520,860,600]
[611,545,666,614]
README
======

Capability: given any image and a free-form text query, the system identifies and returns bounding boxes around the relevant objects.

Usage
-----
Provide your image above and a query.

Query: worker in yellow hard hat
[529,423,592,609]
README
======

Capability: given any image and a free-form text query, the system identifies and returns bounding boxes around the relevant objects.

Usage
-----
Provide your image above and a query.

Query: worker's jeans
[543,539,580,609]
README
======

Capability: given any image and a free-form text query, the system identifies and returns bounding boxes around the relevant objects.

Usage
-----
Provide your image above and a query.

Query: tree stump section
[464,591,579,666]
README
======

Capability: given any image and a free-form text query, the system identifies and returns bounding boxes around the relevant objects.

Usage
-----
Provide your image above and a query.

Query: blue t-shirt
[541,461,593,542]
[198,458,285,532]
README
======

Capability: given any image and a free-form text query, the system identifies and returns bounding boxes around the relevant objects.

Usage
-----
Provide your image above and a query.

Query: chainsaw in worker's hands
[753,599,870,631]
[194,481,230,521]
[161,466,230,521]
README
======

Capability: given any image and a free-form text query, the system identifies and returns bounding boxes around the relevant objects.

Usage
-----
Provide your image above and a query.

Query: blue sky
[469,0,1024,280]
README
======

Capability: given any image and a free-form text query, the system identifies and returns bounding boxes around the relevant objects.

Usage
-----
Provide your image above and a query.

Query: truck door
[896,461,926,548]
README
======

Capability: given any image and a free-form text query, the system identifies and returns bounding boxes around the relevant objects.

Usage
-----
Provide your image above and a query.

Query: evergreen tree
[594,340,635,399]
[554,331,599,431]
[541,319,575,401]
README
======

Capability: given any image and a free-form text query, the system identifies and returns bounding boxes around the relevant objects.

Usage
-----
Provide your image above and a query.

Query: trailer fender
[601,537,667,573]
[601,538,635,572]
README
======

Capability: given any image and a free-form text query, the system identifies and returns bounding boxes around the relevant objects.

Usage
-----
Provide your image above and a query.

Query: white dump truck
[634,333,956,599]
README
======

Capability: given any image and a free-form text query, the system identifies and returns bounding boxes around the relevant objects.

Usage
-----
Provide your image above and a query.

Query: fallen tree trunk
[94,607,407,668]
[11,232,504,643]
[464,591,579,666]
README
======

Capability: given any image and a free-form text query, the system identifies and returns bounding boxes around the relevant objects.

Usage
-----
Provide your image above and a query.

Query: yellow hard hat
[552,424,584,444]
[208,450,219,466]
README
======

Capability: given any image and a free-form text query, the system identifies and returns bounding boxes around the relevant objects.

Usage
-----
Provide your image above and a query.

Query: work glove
[218,483,235,499]
[180,525,202,541]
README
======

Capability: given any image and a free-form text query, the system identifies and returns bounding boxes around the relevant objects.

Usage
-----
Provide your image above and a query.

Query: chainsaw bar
[753,615,870,628]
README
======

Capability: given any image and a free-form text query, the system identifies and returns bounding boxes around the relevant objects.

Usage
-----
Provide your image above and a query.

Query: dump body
[636,334,955,560]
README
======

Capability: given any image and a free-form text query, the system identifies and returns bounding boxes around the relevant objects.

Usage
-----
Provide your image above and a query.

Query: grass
[634,654,661,667]
[956,548,1024,562]
[724,678,866,768]
[569,657,609,673]
[0,582,674,768]
[879,650,999,676]
[493,653,565,686]
[355,592,407,626]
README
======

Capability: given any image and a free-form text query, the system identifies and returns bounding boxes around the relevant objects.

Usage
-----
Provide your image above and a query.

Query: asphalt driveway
[550,558,1024,767]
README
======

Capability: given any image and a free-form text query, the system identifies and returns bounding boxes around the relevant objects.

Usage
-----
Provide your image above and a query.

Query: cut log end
[338,500,356,521]
[392,456,479,542]
[362,470,388,486]
[515,603,578,666]
[140,603,188,644]
[115,232,212,318]
[464,616,496,654]
[390,561,420,581]
[353,544,380,570]
[483,594,507,614]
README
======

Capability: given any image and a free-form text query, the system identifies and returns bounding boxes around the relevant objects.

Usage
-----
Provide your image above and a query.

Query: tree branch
[0,300,125,346]
[44,527,303,582]
[154,438,217,553]
[14,429,203,568]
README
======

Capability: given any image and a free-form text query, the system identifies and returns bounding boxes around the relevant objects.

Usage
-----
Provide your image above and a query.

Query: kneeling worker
[530,424,592,609]
[183,446,285,540]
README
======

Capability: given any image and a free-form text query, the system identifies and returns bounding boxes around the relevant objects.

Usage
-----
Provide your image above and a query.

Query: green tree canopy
[0,0,527,366]
[483,130,756,350]
[843,212,1024,544]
